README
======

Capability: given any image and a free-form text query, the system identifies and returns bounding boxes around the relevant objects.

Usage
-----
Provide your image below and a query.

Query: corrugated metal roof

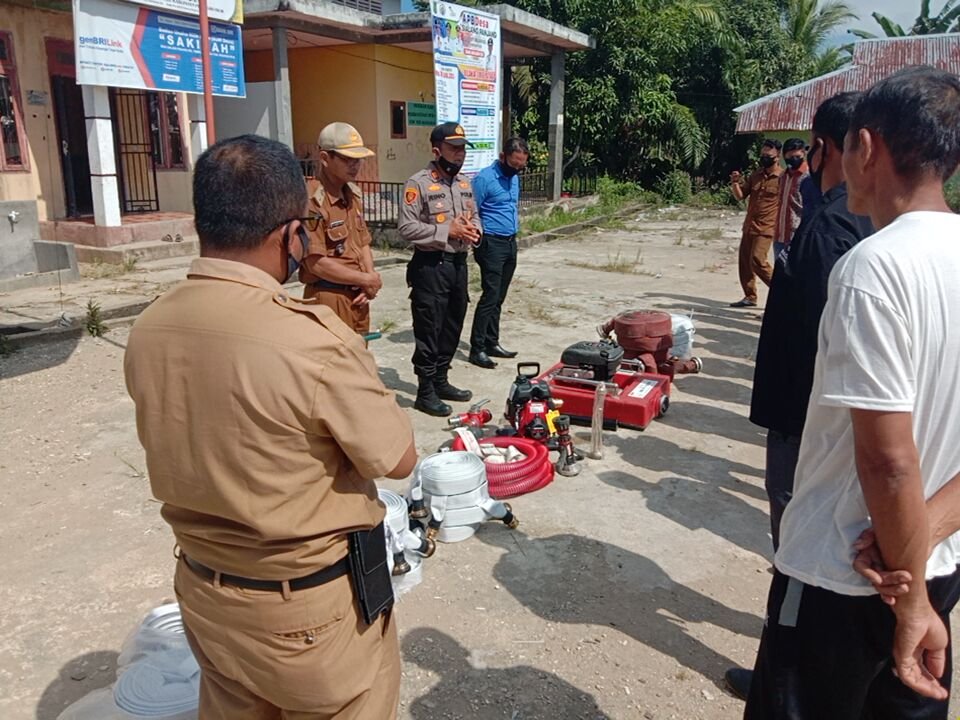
[735,34,960,133]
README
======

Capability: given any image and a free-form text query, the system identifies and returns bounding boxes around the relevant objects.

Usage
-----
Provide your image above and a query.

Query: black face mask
[500,161,520,178]
[436,155,463,177]
[786,155,805,170]
[808,143,825,193]
[285,225,309,282]
[760,155,777,168]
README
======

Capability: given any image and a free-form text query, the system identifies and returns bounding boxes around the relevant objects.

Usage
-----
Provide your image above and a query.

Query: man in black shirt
[725,91,875,701]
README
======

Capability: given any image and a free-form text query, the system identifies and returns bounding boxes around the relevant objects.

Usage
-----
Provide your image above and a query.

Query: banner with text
[431,0,501,176]
[116,0,242,24]
[74,0,245,97]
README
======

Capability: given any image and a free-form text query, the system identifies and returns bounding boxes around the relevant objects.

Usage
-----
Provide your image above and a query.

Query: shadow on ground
[404,628,611,719]
[36,650,118,720]
[657,401,765,448]
[476,530,760,686]
[0,335,82,381]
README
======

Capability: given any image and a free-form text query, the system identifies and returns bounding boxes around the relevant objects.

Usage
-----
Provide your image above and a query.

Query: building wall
[373,45,435,184]
[243,43,436,184]
[0,5,73,221]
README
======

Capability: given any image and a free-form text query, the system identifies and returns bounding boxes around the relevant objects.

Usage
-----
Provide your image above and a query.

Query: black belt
[484,233,516,241]
[413,250,467,265]
[183,554,350,592]
[310,278,355,292]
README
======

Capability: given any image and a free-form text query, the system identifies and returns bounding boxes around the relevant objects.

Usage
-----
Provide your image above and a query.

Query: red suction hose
[449,436,555,499]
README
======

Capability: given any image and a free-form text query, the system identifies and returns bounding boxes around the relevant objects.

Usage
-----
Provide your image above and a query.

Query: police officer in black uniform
[398,122,483,416]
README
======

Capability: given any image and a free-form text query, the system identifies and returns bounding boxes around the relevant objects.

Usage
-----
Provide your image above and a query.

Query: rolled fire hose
[449,436,554,499]
[112,605,200,718]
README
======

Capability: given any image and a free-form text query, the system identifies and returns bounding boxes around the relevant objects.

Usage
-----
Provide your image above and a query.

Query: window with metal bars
[0,32,29,171]
[147,91,185,170]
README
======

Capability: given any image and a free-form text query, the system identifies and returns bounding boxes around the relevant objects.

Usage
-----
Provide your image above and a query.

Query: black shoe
[723,667,752,701]
[487,344,518,359]
[435,379,472,402]
[730,298,758,308]
[414,380,452,417]
[469,352,497,369]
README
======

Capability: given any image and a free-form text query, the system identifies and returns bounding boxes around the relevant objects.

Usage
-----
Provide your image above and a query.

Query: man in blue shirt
[468,137,529,369]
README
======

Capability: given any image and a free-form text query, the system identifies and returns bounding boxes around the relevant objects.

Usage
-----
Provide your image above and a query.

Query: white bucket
[669,313,696,359]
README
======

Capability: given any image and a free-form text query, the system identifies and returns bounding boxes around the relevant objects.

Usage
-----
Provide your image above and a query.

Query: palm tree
[782,0,858,73]
[851,0,960,39]
[783,0,858,53]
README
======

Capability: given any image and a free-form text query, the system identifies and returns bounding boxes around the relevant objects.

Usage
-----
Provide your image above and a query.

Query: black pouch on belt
[347,522,395,625]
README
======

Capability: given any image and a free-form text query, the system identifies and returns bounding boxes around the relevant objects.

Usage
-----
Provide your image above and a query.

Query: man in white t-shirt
[745,66,960,719]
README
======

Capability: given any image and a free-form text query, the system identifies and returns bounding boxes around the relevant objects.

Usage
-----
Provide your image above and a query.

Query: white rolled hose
[409,452,512,543]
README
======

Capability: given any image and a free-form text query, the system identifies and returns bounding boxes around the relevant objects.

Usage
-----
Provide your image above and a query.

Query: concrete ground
[1,207,956,719]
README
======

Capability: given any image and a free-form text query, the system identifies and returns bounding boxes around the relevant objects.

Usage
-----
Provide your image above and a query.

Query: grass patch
[81,256,138,279]
[526,303,560,326]
[695,227,724,242]
[380,318,397,333]
[568,249,645,274]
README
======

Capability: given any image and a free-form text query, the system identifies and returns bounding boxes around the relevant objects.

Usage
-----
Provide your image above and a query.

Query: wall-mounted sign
[407,101,437,127]
[115,0,242,24]
[431,0,501,175]
[74,0,245,97]
[27,90,49,105]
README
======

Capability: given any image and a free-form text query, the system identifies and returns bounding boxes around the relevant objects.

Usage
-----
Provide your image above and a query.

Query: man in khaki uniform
[399,121,482,417]
[300,123,382,334]
[125,135,417,719]
[730,139,783,308]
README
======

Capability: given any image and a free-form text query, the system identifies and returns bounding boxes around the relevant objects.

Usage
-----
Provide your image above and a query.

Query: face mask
[436,155,463,177]
[786,156,804,170]
[500,161,520,178]
[285,225,308,282]
[760,155,777,168]
[808,143,825,193]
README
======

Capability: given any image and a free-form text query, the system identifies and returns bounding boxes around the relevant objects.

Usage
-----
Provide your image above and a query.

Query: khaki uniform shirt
[124,258,413,579]
[398,162,482,252]
[740,165,783,238]
[299,178,372,286]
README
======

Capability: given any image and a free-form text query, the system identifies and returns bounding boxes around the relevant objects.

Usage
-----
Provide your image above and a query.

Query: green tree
[782,0,857,72]
[851,0,960,38]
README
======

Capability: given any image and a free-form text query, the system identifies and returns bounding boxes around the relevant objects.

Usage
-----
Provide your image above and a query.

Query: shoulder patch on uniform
[405,187,419,205]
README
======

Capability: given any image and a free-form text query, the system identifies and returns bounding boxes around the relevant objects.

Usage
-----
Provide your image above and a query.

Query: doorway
[46,39,93,218]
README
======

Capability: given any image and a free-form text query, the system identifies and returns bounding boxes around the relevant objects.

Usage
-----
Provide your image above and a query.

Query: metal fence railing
[358,181,404,228]
[295,172,600,228]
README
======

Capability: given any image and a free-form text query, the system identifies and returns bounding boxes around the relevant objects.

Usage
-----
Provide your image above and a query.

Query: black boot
[435,372,473,402]
[414,377,452,417]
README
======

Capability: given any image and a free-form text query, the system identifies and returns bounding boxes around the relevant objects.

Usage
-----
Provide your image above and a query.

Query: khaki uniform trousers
[738,232,774,303]
[303,287,371,335]
[174,558,399,719]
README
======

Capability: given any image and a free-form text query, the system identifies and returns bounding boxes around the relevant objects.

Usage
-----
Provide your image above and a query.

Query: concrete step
[75,236,199,265]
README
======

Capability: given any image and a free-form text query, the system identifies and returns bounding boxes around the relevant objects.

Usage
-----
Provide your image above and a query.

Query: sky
[842,0,919,35]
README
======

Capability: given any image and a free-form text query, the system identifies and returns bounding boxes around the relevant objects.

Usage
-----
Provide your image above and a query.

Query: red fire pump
[536,339,671,431]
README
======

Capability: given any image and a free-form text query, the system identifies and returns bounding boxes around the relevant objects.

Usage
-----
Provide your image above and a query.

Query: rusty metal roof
[735,34,960,134]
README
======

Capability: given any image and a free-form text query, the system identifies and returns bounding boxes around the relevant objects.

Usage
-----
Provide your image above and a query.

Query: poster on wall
[430,0,501,176]
[74,0,245,97]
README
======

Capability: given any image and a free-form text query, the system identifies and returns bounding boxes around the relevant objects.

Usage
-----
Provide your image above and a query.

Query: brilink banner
[74,0,245,97]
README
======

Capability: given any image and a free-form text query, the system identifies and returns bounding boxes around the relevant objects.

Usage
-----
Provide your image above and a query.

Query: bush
[687,188,740,209]
[596,176,643,207]
[946,173,960,213]
[657,170,692,205]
